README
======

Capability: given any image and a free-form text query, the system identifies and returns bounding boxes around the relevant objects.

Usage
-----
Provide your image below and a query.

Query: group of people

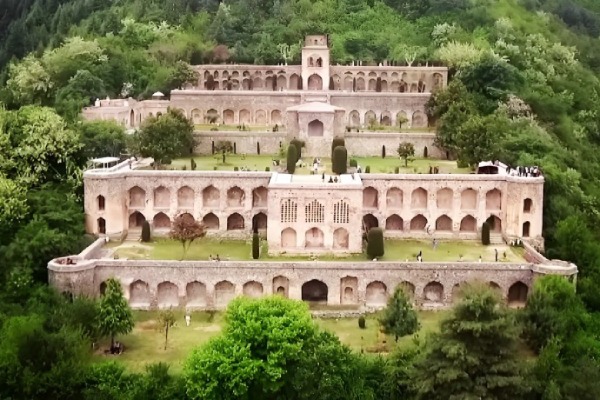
[506,165,541,177]
[208,254,221,261]
[322,173,340,183]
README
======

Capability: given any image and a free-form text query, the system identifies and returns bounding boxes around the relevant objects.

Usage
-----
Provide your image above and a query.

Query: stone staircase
[489,233,504,245]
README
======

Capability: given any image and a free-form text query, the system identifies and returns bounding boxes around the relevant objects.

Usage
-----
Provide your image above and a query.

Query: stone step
[489,234,504,245]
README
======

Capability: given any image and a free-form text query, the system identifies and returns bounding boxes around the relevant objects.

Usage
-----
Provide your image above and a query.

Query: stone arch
[343,76,353,91]
[177,186,194,210]
[227,213,244,230]
[252,186,268,207]
[386,214,404,231]
[97,195,105,211]
[129,186,145,208]
[289,74,300,90]
[410,82,418,93]
[399,281,415,299]
[186,281,207,307]
[242,78,251,90]
[368,78,376,91]
[202,213,219,230]
[206,108,218,123]
[302,280,328,303]
[380,111,391,126]
[129,280,150,307]
[253,76,263,89]
[226,186,245,208]
[486,189,501,210]
[411,110,427,128]
[508,281,528,307]
[433,73,444,90]
[223,109,234,125]
[202,185,220,207]
[128,211,146,229]
[486,215,502,233]
[333,228,349,249]
[265,76,274,91]
[435,215,453,231]
[154,186,170,208]
[191,109,202,124]
[243,281,264,298]
[364,110,376,125]
[281,228,297,248]
[153,212,171,230]
[411,187,428,208]
[489,281,501,294]
[522,221,531,237]
[524,198,532,213]
[273,276,289,297]
[460,215,477,232]
[271,110,282,125]
[99,281,107,296]
[129,110,135,127]
[308,119,324,136]
[436,188,453,209]
[215,281,235,307]
[366,281,388,307]
[356,77,366,91]
[305,227,324,248]
[363,186,378,208]
[252,212,267,231]
[423,282,444,303]
[396,111,408,126]
[308,74,323,90]
[256,110,267,125]
[363,214,379,231]
[97,217,106,234]
[349,110,360,126]
[410,214,427,231]
[239,109,251,124]
[381,80,388,91]
[276,75,287,90]
[157,281,179,308]
[386,187,403,208]
[340,276,358,304]
[461,189,477,210]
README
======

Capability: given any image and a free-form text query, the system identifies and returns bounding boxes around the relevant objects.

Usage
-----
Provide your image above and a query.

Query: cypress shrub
[366,227,384,258]
[234,166,239,171]
[287,145,297,174]
[190,158,197,170]
[257,142,261,155]
[358,316,366,329]
[382,145,386,158]
[394,166,399,173]
[423,146,428,158]
[233,142,237,154]
[482,222,491,245]
[265,166,270,171]
[211,141,215,154]
[141,221,151,243]
[349,158,358,168]
[365,166,371,173]
[290,139,303,162]
[331,137,345,159]
[252,233,260,259]
[332,146,348,174]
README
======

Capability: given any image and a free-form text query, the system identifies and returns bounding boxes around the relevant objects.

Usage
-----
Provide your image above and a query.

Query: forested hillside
[2,0,600,398]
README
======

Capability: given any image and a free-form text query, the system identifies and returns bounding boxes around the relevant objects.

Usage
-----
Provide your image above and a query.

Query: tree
[79,120,127,159]
[141,220,151,242]
[332,146,348,174]
[158,309,176,350]
[6,55,53,105]
[397,142,415,167]
[131,108,194,167]
[168,60,198,90]
[366,227,384,258]
[331,137,345,159]
[456,112,509,168]
[98,278,134,351]
[0,175,28,238]
[481,221,490,245]
[169,213,206,260]
[286,144,297,174]
[379,286,419,341]
[252,232,260,259]
[413,284,527,400]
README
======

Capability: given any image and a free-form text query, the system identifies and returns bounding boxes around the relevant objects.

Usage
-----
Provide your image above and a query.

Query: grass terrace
[165,154,470,174]
[93,309,449,373]
[193,123,436,134]
[107,238,526,263]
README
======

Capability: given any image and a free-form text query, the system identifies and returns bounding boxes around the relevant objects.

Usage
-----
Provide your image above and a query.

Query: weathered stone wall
[344,132,442,158]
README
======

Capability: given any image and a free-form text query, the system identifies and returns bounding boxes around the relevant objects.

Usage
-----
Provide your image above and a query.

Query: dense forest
[1,0,600,398]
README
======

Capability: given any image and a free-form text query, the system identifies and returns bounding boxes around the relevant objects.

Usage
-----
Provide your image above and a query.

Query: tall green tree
[79,120,127,159]
[413,284,528,399]
[379,286,419,341]
[97,278,134,350]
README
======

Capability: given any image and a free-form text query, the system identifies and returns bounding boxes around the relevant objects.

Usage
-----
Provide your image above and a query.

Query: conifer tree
[98,278,134,351]
[379,286,419,341]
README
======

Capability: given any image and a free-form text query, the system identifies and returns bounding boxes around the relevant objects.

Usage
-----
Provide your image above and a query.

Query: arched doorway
[308,119,324,136]
[307,74,323,90]
[301,280,328,304]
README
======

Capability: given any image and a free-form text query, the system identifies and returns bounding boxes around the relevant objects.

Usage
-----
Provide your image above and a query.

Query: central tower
[301,35,330,91]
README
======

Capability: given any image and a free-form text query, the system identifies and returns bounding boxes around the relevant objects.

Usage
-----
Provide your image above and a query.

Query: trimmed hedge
[366,227,384,258]
[331,137,345,159]
[287,145,297,174]
[482,222,490,245]
[252,233,260,259]
[365,165,370,173]
[349,158,358,168]
[141,220,151,243]
[358,316,366,329]
[332,146,348,174]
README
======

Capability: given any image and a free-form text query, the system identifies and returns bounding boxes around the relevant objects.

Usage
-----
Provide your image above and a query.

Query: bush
[365,166,371,173]
[287,145,297,174]
[482,222,490,245]
[190,158,197,170]
[234,166,239,171]
[394,166,400,173]
[366,227,384,258]
[332,146,348,174]
[265,166,270,171]
[331,137,345,159]
[252,233,260,259]
[141,221,151,242]
[182,165,187,170]
[213,166,217,170]
[211,141,215,154]
[424,146,428,158]
[382,145,386,158]
[290,139,304,162]
[257,142,261,155]
[233,142,237,154]
[349,158,357,168]
[358,315,366,329]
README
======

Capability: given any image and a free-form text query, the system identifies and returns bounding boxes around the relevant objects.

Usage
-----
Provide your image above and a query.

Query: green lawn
[93,309,448,373]
[169,154,468,174]
[108,238,525,263]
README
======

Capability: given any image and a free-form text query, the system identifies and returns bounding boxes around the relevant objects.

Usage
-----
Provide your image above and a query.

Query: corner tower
[302,35,330,91]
